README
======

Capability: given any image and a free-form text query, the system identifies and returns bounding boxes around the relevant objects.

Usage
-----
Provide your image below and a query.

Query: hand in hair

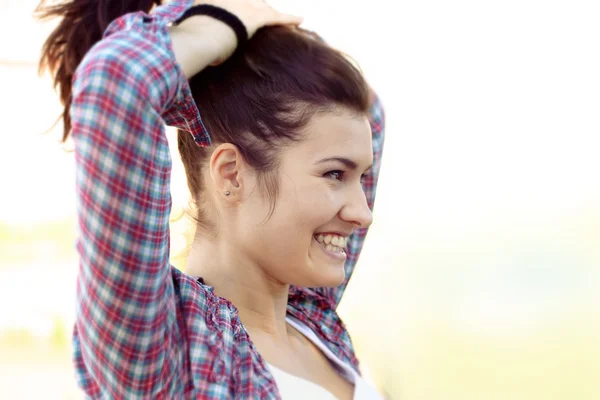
[193,0,303,38]
[170,0,303,76]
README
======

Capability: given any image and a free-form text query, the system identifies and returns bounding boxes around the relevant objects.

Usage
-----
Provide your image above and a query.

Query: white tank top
[267,316,384,400]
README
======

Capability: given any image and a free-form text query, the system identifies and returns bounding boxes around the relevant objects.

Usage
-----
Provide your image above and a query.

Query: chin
[286,263,345,288]
[307,265,346,288]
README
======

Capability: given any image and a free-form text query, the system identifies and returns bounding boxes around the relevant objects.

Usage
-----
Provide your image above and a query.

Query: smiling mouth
[313,233,347,254]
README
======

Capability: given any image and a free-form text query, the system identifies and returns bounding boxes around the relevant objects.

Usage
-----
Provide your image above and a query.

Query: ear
[208,143,250,203]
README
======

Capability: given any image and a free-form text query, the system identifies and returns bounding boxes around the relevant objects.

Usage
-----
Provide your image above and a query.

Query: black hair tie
[174,4,248,49]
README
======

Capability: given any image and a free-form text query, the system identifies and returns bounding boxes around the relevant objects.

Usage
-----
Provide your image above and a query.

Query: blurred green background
[1,0,599,398]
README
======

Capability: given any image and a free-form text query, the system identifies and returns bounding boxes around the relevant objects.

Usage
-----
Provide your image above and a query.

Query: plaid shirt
[70,1,385,398]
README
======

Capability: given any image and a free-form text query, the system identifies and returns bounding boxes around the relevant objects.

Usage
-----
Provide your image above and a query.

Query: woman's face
[236,108,373,288]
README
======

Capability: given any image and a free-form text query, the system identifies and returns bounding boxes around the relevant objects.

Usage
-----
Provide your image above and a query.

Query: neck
[186,233,290,341]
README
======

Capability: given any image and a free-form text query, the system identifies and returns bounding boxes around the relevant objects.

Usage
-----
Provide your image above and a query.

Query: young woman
[39,0,385,398]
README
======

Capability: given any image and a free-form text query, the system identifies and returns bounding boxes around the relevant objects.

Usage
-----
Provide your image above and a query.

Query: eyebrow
[316,157,372,172]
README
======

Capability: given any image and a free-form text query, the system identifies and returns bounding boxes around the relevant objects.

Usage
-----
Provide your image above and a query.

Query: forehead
[289,109,373,164]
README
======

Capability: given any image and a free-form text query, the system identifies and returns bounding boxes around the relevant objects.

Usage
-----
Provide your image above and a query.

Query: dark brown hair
[36,0,163,141]
[38,1,370,231]
[179,26,370,229]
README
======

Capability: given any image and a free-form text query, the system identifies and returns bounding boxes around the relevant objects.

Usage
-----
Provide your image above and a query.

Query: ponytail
[36,0,163,141]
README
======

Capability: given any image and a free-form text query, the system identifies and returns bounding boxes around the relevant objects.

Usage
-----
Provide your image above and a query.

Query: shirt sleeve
[321,90,386,307]
[70,7,205,397]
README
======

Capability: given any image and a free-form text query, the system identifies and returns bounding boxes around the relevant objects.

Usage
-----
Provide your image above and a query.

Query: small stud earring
[225,191,231,196]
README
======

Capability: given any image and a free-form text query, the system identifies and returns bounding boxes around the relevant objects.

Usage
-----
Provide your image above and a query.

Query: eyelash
[325,170,368,183]
[325,170,345,180]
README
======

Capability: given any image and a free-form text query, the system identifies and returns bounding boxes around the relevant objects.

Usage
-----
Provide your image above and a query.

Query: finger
[265,12,303,27]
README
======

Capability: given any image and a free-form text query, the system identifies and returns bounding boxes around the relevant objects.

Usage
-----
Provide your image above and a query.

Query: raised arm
[320,89,386,307]
[64,1,303,396]
[70,7,210,397]
[289,30,386,307]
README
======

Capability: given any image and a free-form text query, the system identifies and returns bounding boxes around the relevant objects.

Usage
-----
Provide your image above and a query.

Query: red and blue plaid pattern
[70,1,385,398]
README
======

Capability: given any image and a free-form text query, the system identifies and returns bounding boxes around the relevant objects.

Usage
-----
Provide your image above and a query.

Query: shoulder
[287,286,360,371]
[169,267,247,375]
[170,268,279,395]
[170,267,222,322]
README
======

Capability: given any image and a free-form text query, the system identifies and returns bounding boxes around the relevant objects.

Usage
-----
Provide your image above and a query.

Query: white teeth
[315,234,347,250]
[331,244,344,253]
[326,244,342,253]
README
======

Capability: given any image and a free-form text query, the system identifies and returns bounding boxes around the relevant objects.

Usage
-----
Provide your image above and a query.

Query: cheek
[281,178,340,229]
[245,181,345,286]
[252,181,338,254]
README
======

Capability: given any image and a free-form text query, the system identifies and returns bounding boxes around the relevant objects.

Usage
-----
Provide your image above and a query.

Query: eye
[360,173,367,184]
[325,170,345,181]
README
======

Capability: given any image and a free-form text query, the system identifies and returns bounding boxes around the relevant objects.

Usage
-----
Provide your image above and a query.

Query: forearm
[168,15,237,79]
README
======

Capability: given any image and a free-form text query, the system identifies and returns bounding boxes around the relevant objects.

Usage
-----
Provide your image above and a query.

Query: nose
[339,183,373,230]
